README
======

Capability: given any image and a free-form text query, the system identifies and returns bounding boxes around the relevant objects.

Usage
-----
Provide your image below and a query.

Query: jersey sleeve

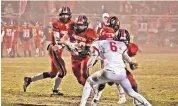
[86,29,97,46]
[87,41,100,68]
[127,43,138,56]
[52,21,60,32]
[90,41,100,56]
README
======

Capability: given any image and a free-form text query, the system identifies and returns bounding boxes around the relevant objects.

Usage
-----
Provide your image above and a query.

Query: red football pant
[34,36,40,48]
[48,45,67,78]
[23,40,31,56]
[4,36,12,49]
[126,69,138,91]
[71,55,90,86]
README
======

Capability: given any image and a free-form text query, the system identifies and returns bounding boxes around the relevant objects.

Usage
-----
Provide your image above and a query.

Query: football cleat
[52,90,64,96]
[23,77,32,92]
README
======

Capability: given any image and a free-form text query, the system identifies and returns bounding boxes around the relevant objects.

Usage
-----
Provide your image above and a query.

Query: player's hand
[130,63,138,70]
[78,50,90,57]
[68,43,77,52]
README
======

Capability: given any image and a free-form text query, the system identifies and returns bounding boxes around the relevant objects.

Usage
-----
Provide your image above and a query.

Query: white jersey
[88,40,131,70]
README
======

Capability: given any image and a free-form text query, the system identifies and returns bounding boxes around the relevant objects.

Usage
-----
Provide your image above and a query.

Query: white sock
[53,77,62,90]
[80,81,92,106]
[7,48,11,55]
[36,48,40,55]
[117,84,126,98]
[31,73,44,82]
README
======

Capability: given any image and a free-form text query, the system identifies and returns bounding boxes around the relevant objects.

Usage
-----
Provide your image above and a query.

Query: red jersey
[20,27,32,41]
[32,26,40,38]
[4,26,14,37]
[69,28,96,52]
[50,20,74,45]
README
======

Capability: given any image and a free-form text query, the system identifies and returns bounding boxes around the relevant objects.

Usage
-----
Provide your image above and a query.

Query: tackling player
[92,16,139,105]
[79,26,152,106]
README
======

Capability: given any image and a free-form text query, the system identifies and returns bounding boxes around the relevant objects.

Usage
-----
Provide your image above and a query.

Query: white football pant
[80,68,152,106]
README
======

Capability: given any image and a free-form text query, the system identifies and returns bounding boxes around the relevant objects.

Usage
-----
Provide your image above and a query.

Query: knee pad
[132,85,138,92]
[58,73,65,78]
[43,72,51,78]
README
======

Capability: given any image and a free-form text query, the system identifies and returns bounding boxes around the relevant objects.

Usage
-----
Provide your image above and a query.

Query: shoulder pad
[87,28,96,38]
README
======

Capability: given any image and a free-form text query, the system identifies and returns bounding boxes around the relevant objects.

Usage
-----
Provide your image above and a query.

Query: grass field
[1,53,178,106]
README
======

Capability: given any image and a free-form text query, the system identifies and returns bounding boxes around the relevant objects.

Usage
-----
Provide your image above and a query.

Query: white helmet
[102,13,109,18]
[102,13,110,25]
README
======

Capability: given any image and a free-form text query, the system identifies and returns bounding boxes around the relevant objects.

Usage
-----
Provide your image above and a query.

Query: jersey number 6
[109,42,117,52]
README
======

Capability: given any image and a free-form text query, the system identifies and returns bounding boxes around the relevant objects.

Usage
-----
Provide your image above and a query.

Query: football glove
[129,63,138,70]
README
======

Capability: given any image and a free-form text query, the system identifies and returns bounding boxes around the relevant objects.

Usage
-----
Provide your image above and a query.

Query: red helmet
[99,27,116,40]
[74,15,89,33]
[59,6,72,23]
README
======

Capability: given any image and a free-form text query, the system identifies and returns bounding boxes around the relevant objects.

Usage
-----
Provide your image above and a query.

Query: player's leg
[34,37,40,57]
[51,48,66,96]
[7,36,12,57]
[23,46,62,92]
[80,56,90,85]
[40,43,45,56]
[116,84,127,104]
[11,42,15,57]
[27,40,31,57]
[126,69,138,92]
[15,42,20,57]
[126,69,142,105]
[71,59,83,85]
[23,61,58,92]
[91,84,105,106]
[80,70,110,106]
[48,45,66,73]
[118,68,152,106]
[116,68,138,104]
[48,45,67,95]
[23,41,27,57]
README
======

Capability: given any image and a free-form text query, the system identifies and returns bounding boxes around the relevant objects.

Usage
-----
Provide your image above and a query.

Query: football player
[95,13,110,35]
[79,26,152,106]
[32,22,41,57]
[92,16,139,105]
[4,20,14,57]
[19,21,33,57]
[23,6,74,95]
[11,21,20,58]
[60,15,96,85]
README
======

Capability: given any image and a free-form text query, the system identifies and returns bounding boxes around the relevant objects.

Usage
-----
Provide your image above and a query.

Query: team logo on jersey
[72,34,86,42]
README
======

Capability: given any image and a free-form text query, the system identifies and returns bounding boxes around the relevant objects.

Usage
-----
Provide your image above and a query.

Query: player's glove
[78,50,90,57]
[129,63,138,70]
[67,43,77,52]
